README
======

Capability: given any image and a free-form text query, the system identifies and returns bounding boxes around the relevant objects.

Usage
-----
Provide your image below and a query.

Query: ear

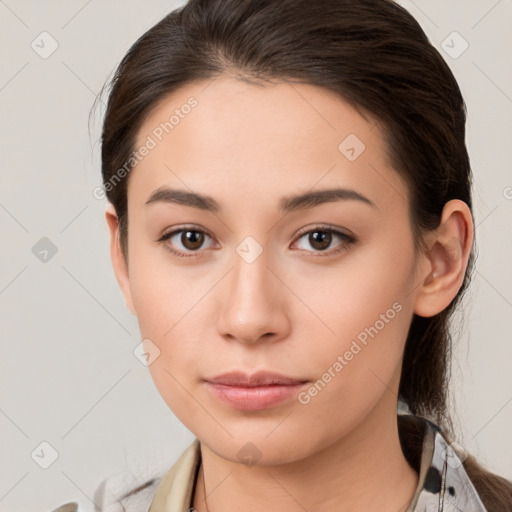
[413,199,474,318]
[105,203,136,316]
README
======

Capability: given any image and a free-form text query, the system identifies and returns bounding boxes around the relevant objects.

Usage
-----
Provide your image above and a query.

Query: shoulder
[50,471,165,512]
[50,441,200,512]
[93,470,165,512]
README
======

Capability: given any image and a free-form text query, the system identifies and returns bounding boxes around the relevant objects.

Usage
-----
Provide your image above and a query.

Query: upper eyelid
[159,224,350,240]
[158,225,213,240]
[294,224,353,238]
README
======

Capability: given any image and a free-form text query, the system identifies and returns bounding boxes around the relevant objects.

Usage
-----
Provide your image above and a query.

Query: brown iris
[308,230,332,251]
[181,230,205,250]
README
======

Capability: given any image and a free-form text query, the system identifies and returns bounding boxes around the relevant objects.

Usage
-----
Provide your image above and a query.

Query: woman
[53,0,512,510]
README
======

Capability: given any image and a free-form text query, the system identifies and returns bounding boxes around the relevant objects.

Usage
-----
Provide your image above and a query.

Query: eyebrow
[144,186,377,213]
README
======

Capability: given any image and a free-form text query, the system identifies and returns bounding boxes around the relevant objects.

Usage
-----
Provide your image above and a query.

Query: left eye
[293,228,355,254]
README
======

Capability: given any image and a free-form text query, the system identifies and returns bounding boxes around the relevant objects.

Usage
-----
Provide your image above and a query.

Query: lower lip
[204,382,307,411]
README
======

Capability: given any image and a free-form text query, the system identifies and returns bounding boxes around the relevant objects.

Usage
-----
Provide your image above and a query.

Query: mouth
[203,370,309,411]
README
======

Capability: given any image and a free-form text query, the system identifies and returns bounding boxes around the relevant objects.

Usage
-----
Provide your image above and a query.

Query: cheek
[134,274,206,427]
[131,271,201,365]
[127,252,205,400]
[294,297,412,441]
[127,245,193,337]
[299,233,414,343]
[298,236,415,403]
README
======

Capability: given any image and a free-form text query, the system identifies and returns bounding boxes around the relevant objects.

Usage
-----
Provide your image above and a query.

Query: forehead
[129,76,407,214]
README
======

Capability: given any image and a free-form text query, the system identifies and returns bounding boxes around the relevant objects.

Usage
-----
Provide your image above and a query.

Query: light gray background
[1,1,511,511]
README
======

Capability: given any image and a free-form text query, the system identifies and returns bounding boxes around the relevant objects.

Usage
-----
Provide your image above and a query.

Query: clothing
[51,414,488,512]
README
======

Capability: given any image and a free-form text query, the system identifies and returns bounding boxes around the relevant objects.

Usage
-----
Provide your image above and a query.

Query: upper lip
[204,370,308,387]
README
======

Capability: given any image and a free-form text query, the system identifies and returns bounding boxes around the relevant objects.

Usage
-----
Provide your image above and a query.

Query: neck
[193,398,419,512]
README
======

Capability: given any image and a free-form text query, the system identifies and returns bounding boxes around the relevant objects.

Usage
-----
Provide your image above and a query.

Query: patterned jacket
[51,413,488,512]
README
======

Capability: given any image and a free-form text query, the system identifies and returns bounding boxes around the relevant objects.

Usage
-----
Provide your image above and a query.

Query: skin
[105,75,473,512]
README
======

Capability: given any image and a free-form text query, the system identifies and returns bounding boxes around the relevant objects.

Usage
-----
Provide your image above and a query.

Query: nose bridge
[231,235,275,314]
[217,234,287,343]
[233,239,271,302]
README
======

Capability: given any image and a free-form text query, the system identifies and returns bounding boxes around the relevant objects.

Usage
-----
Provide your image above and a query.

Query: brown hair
[97,0,512,508]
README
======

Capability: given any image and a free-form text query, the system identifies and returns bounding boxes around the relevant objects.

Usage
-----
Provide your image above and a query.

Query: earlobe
[413,200,474,318]
[105,203,136,316]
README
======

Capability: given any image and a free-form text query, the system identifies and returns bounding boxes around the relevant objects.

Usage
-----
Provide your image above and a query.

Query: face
[110,75,427,464]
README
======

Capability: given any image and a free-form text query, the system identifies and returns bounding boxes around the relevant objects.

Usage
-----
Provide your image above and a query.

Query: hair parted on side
[96,0,512,509]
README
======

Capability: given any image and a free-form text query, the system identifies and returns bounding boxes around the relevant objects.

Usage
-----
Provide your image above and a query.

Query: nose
[216,245,290,346]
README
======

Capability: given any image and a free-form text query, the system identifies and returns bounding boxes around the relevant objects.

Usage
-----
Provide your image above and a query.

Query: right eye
[157,226,217,258]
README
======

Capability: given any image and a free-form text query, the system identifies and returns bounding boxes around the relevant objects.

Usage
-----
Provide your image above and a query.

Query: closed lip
[203,370,309,387]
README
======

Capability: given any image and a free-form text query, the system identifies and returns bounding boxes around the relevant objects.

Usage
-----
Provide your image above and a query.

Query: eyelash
[156,224,356,259]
